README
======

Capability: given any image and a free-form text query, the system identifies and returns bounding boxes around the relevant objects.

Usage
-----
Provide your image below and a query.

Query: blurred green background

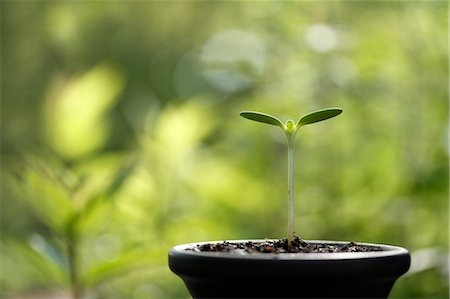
[1,1,448,298]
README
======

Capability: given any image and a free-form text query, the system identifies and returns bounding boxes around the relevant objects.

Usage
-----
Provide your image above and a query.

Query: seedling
[240,108,342,249]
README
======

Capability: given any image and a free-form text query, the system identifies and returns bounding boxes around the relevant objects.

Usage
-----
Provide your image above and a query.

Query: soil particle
[188,237,382,254]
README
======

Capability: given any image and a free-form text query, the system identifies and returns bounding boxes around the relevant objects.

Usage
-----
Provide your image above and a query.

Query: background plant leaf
[84,246,164,288]
[67,159,136,236]
[1,238,67,286]
[7,164,75,234]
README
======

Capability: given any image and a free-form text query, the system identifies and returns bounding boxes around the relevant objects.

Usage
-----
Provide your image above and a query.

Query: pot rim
[170,239,409,261]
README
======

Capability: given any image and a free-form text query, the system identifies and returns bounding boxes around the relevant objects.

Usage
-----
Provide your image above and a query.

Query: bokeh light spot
[200,30,266,94]
[305,24,338,53]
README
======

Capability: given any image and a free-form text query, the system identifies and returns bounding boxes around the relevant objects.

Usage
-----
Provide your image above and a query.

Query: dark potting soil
[188,237,382,254]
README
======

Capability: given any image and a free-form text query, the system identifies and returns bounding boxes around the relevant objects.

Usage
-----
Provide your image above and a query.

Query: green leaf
[103,159,136,199]
[7,165,75,234]
[66,159,136,236]
[1,238,67,285]
[240,111,284,128]
[85,246,164,287]
[298,108,342,127]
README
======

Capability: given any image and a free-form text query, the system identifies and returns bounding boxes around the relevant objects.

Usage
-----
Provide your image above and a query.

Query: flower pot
[169,240,410,298]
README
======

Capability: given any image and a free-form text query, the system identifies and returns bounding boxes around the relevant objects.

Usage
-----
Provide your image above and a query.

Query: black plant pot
[169,240,410,299]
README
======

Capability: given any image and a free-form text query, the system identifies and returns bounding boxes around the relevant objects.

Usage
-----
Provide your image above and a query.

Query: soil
[188,237,382,254]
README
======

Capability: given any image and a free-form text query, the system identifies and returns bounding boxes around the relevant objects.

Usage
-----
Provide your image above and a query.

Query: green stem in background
[68,237,82,299]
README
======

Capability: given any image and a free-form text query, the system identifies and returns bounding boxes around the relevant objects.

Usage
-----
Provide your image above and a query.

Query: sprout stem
[286,132,296,249]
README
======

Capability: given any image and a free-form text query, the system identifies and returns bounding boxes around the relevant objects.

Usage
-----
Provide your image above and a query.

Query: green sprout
[240,108,342,249]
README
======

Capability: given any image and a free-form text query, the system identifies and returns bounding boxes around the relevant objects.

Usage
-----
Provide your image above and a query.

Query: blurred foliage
[1,1,448,299]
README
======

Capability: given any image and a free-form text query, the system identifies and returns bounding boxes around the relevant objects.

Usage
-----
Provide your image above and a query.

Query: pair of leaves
[240,108,342,131]
[8,156,135,238]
